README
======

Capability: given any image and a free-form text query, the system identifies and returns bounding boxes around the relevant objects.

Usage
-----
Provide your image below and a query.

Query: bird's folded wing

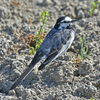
[38,47,59,70]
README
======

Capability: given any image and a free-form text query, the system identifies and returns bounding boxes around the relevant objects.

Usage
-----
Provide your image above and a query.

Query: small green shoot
[78,34,92,60]
[89,0,100,16]
[29,47,36,55]
[36,11,49,49]
[29,11,49,55]
[90,98,95,100]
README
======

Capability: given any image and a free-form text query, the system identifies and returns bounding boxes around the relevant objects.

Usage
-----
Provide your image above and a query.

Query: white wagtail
[11,16,77,90]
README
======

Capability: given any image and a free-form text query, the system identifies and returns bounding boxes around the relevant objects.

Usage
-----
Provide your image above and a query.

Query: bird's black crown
[54,17,65,29]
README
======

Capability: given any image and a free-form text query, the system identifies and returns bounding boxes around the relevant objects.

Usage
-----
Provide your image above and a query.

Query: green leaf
[79,36,83,42]
[78,54,82,60]
[82,34,85,43]
[81,47,85,58]
[89,9,93,16]
[82,47,85,52]
[98,0,100,3]
[88,50,92,56]
[92,1,96,6]
[33,38,37,41]
[39,39,43,44]
[90,98,95,100]
[38,34,41,38]
[29,47,35,55]
[35,44,39,49]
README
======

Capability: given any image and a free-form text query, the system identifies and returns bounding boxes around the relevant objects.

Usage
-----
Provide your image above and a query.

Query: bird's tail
[10,62,36,90]
[10,52,46,90]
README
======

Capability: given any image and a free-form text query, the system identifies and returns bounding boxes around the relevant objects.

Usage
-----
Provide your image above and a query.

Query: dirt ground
[0,0,100,100]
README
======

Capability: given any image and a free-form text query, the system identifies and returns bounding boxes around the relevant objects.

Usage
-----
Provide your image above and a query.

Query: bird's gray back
[38,27,75,56]
[37,28,58,55]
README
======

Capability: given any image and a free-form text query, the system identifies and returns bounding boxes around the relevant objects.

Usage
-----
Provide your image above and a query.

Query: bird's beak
[71,19,78,23]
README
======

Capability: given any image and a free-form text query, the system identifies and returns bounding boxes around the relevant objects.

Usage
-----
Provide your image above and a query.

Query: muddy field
[0,0,100,100]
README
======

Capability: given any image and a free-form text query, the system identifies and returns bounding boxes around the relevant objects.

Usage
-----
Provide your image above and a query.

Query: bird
[10,16,77,90]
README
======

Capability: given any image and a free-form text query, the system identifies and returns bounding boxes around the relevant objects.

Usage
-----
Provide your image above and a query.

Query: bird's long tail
[10,62,36,90]
[10,52,46,90]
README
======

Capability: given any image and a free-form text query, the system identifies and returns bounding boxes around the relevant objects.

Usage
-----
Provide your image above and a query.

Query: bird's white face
[61,17,72,22]
[58,16,72,30]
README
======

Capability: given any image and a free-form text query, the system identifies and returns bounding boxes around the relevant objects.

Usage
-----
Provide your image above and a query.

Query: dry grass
[73,56,81,67]
[13,28,45,54]
[11,1,22,8]
[28,18,32,24]
[14,29,35,49]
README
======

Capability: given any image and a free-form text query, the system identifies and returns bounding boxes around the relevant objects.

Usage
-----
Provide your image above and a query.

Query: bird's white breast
[58,30,75,57]
[47,30,75,63]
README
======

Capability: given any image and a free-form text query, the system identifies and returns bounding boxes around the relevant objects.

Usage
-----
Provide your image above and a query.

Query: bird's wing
[38,29,74,70]
[38,47,59,70]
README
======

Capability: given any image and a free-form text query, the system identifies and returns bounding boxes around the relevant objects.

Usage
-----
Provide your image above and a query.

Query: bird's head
[54,16,77,29]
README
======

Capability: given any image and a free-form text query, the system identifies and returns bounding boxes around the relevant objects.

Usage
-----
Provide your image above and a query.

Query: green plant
[78,34,92,60]
[29,11,49,55]
[29,47,36,55]
[89,0,100,16]
[38,11,49,34]
[90,98,95,100]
